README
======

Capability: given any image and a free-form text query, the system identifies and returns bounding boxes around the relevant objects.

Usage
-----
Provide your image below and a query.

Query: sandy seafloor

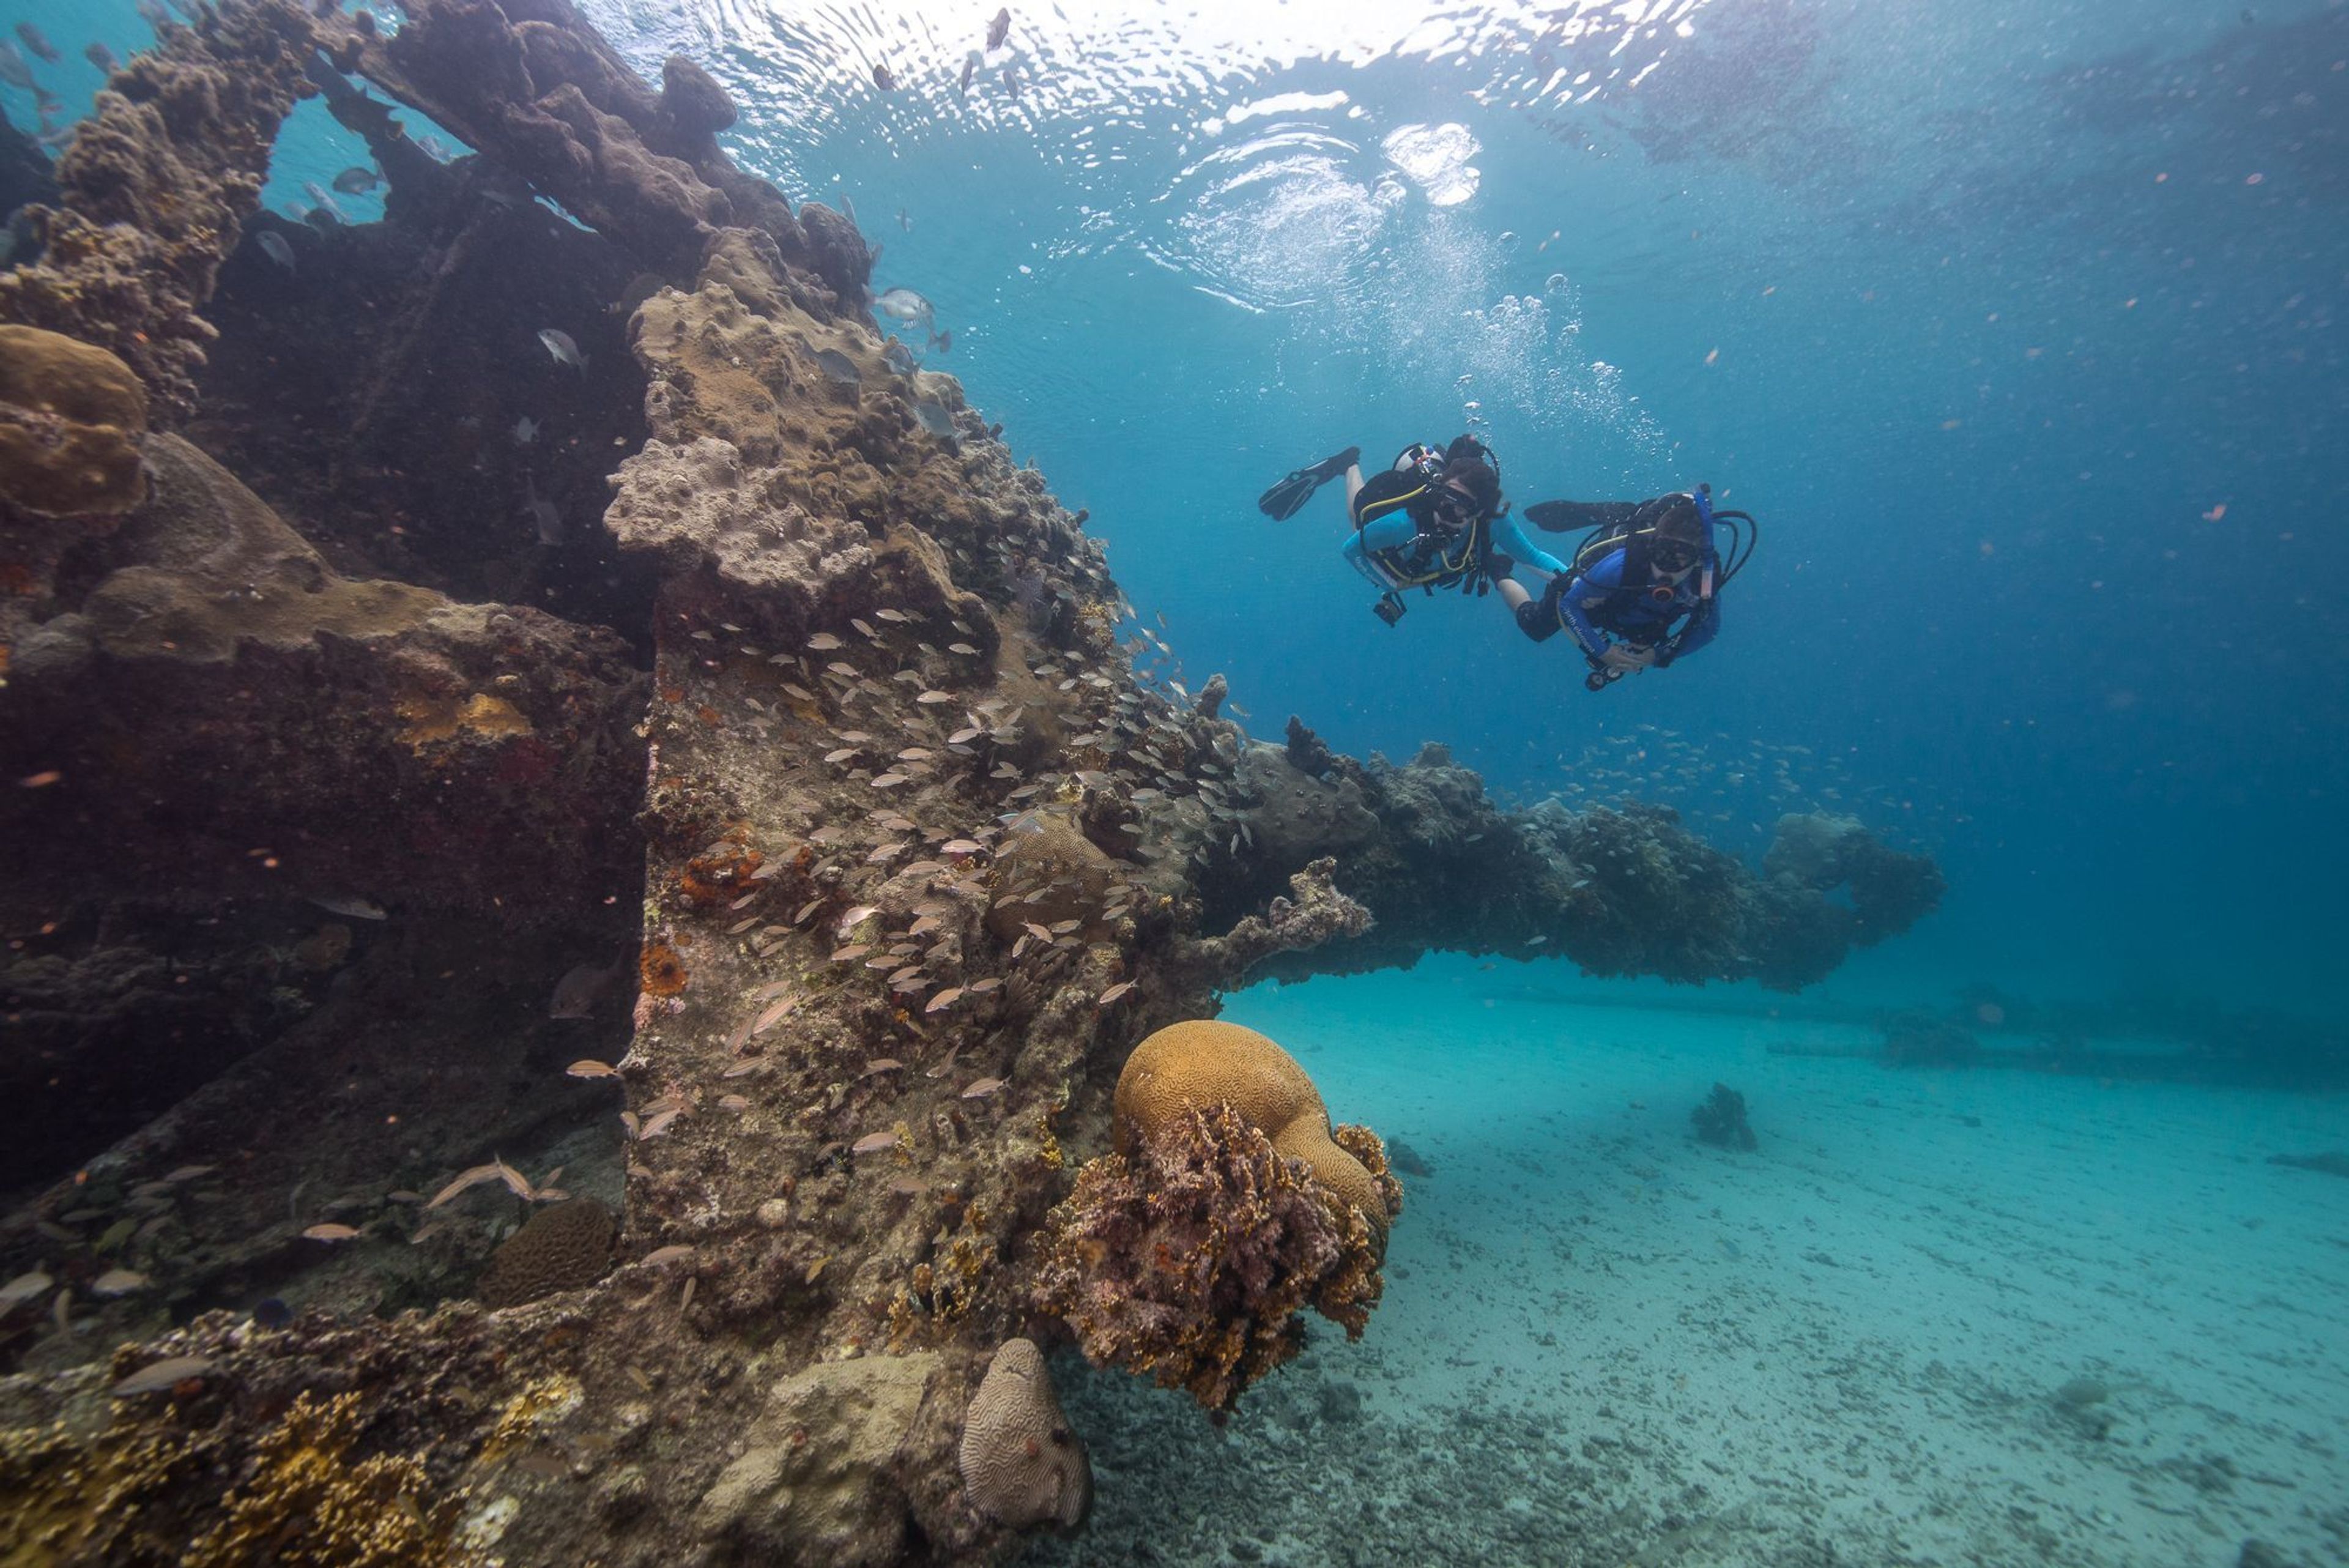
[1020,956,2349,1568]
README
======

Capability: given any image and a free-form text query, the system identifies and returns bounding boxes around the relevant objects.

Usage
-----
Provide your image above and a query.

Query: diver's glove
[1598,642,1656,673]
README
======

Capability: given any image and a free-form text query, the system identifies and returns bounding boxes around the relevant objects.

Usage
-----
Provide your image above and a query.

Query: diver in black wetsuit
[1257,435,1572,628]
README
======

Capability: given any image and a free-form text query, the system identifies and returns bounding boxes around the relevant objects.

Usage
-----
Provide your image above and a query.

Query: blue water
[631,0,2342,1020]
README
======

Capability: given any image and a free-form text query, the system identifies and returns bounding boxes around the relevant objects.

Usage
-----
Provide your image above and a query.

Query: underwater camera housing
[1373,593,1406,626]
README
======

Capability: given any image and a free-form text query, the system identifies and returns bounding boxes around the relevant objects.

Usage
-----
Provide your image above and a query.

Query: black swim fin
[1257,447,1360,520]
[1524,498,1646,533]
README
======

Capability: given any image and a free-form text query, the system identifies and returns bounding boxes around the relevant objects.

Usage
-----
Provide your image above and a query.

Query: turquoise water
[9,2,2347,1559]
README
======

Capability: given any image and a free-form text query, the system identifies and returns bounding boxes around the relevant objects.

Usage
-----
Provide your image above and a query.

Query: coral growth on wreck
[959,1337,1091,1529]
[477,1196,615,1308]
[1112,1019,1393,1239]
[0,325,147,517]
[1035,1099,1395,1415]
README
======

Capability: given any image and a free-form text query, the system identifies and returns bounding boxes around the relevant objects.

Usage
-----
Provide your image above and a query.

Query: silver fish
[512,415,538,445]
[538,327,587,371]
[987,7,1012,51]
[873,287,933,332]
[15,24,59,64]
[307,893,384,920]
[111,1356,215,1397]
[0,42,34,90]
[302,181,349,224]
[913,402,957,442]
[85,42,119,73]
[254,230,295,270]
[815,347,861,385]
[332,165,383,195]
[524,475,562,545]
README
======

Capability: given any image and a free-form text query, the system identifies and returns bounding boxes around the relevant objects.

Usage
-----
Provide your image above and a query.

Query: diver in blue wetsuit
[1258,434,1566,627]
[1504,488,1751,691]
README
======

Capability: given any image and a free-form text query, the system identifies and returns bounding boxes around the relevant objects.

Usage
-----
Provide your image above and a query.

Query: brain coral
[478,1198,615,1309]
[1113,1019,1395,1239]
[957,1339,1090,1531]
[0,326,149,517]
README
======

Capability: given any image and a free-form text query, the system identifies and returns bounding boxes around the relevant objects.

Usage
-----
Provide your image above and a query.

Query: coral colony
[0,3,1942,1562]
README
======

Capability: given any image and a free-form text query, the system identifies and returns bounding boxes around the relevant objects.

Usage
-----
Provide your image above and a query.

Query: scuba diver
[1256,434,1570,628]
[1502,486,1757,691]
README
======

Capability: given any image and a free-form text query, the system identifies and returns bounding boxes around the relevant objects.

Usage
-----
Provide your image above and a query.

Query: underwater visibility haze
[0,0,2343,1564]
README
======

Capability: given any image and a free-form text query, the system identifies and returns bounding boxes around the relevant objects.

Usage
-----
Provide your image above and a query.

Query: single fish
[92,1269,149,1295]
[0,1270,51,1308]
[14,23,59,64]
[959,52,977,94]
[1003,62,1021,100]
[307,892,383,919]
[331,165,383,195]
[111,1355,215,1397]
[852,1131,900,1154]
[85,42,119,73]
[301,180,349,224]
[252,1297,292,1328]
[549,962,611,1019]
[872,61,896,91]
[417,133,452,163]
[932,329,954,355]
[133,0,171,29]
[987,7,1012,50]
[881,340,919,377]
[511,414,538,445]
[524,475,562,545]
[913,402,957,442]
[0,42,34,90]
[255,230,295,271]
[873,287,934,333]
[815,347,861,385]
[538,327,587,371]
[302,1223,362,1242]
[897,206,910,232]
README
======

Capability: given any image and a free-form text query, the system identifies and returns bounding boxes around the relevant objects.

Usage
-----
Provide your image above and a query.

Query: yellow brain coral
[0,325,148,518]
[1113,1019,1390,1237]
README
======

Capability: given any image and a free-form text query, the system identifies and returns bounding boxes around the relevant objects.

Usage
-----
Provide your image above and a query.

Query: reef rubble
[0,3,1946,1563]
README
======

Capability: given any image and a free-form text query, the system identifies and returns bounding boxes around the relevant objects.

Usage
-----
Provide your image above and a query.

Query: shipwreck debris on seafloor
[1689,1082,1758,1151]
